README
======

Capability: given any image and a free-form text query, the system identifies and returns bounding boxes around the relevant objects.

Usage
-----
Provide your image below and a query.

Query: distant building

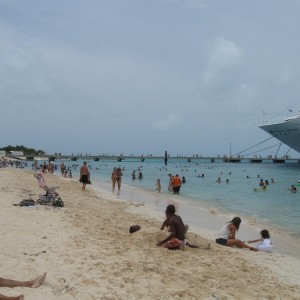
[9,151,24,157]
[0,150,6,157]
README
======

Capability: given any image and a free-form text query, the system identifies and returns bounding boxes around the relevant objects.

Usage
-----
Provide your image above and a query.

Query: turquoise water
[45,158,300,236]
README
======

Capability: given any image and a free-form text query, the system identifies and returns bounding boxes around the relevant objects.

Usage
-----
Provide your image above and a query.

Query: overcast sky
[1,0,300,157]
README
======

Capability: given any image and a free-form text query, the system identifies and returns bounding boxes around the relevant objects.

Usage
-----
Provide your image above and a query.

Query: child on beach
[248,229,273,253]
[155,179,161,192]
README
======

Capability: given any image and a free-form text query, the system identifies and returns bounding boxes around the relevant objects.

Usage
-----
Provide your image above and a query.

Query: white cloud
[277,69,294,85]
[202,37,242,84]
[1,1,300,157]
[239,84,256,97]
[153,114,183,131]
[164,0,208,9]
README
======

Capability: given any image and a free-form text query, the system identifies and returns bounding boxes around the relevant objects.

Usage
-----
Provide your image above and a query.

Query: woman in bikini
[111,167,117,194]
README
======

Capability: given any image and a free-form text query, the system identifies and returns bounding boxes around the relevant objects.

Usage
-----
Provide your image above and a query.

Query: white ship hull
[259,115,300,153]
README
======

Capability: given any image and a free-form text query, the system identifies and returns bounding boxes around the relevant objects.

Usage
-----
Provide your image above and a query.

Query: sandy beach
[1,167,300,299]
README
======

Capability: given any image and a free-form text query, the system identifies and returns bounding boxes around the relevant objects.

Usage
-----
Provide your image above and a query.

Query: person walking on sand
[216,217,257,251]
[0,272,46,300]
[80,161,90,191]
[157,204,199,250]
[34,169,48,193]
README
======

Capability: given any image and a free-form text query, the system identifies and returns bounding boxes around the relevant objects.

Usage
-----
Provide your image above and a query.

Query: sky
[1,0,300,157]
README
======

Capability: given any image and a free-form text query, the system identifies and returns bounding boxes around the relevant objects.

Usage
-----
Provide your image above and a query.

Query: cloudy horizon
[1,0,300,157]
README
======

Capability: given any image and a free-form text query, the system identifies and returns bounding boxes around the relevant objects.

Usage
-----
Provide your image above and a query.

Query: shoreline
[77,172,300,285]
[90,176,300,261]
[1,167,300,299]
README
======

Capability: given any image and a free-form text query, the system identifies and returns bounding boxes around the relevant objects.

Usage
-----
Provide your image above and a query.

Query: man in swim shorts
[157,205,199,250]
[80,162,90,191]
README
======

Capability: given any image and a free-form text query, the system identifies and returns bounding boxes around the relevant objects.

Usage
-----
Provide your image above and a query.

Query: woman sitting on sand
[216,217,257,251]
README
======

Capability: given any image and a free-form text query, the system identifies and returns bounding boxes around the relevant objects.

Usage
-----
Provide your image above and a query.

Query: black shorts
[81,175,88,184]
[216,238,227,246]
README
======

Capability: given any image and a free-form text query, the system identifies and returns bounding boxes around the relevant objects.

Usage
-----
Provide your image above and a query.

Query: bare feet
[250,247,258,252]
[30,272,47,288]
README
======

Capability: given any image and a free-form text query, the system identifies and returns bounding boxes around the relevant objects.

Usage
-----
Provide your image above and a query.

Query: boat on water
[259,114,300,153]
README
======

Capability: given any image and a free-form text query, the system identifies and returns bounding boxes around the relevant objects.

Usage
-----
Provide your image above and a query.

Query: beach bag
[52,198,64,207]
[20,199,35,207]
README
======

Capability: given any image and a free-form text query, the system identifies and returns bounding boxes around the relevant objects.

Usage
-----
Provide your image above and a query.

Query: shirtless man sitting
[157,205,198,250]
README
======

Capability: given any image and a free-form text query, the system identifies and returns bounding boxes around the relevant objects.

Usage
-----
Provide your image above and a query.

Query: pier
[13,154,300,165]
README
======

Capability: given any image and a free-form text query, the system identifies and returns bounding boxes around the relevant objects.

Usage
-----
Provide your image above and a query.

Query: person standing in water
[132,170,136,180]
[111,167,117,194]
[155,179,161,192]
[116,167,123,195]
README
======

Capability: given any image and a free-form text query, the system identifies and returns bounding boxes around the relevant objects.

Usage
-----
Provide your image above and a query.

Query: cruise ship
[259,114,300,153]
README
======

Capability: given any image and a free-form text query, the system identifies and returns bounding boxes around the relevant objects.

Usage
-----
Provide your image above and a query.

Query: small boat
[223,157,241,163]
[273,159,285,163]
[249,159,262,163]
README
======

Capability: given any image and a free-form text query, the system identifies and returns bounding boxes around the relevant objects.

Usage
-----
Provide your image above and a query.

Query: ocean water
[39,158,300,237]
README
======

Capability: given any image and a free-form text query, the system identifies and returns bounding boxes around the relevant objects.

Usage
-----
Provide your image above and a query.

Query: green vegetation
[0,145,46,155]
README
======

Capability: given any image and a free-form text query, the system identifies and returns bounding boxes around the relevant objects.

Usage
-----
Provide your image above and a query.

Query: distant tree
[0,145,46,155]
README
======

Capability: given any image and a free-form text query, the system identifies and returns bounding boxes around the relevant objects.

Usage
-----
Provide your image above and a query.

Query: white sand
[0,168,300,299]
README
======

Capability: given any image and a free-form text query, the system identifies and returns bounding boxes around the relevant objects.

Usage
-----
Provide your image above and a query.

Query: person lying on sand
[0,272,46,300]
[157,204,199,250]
